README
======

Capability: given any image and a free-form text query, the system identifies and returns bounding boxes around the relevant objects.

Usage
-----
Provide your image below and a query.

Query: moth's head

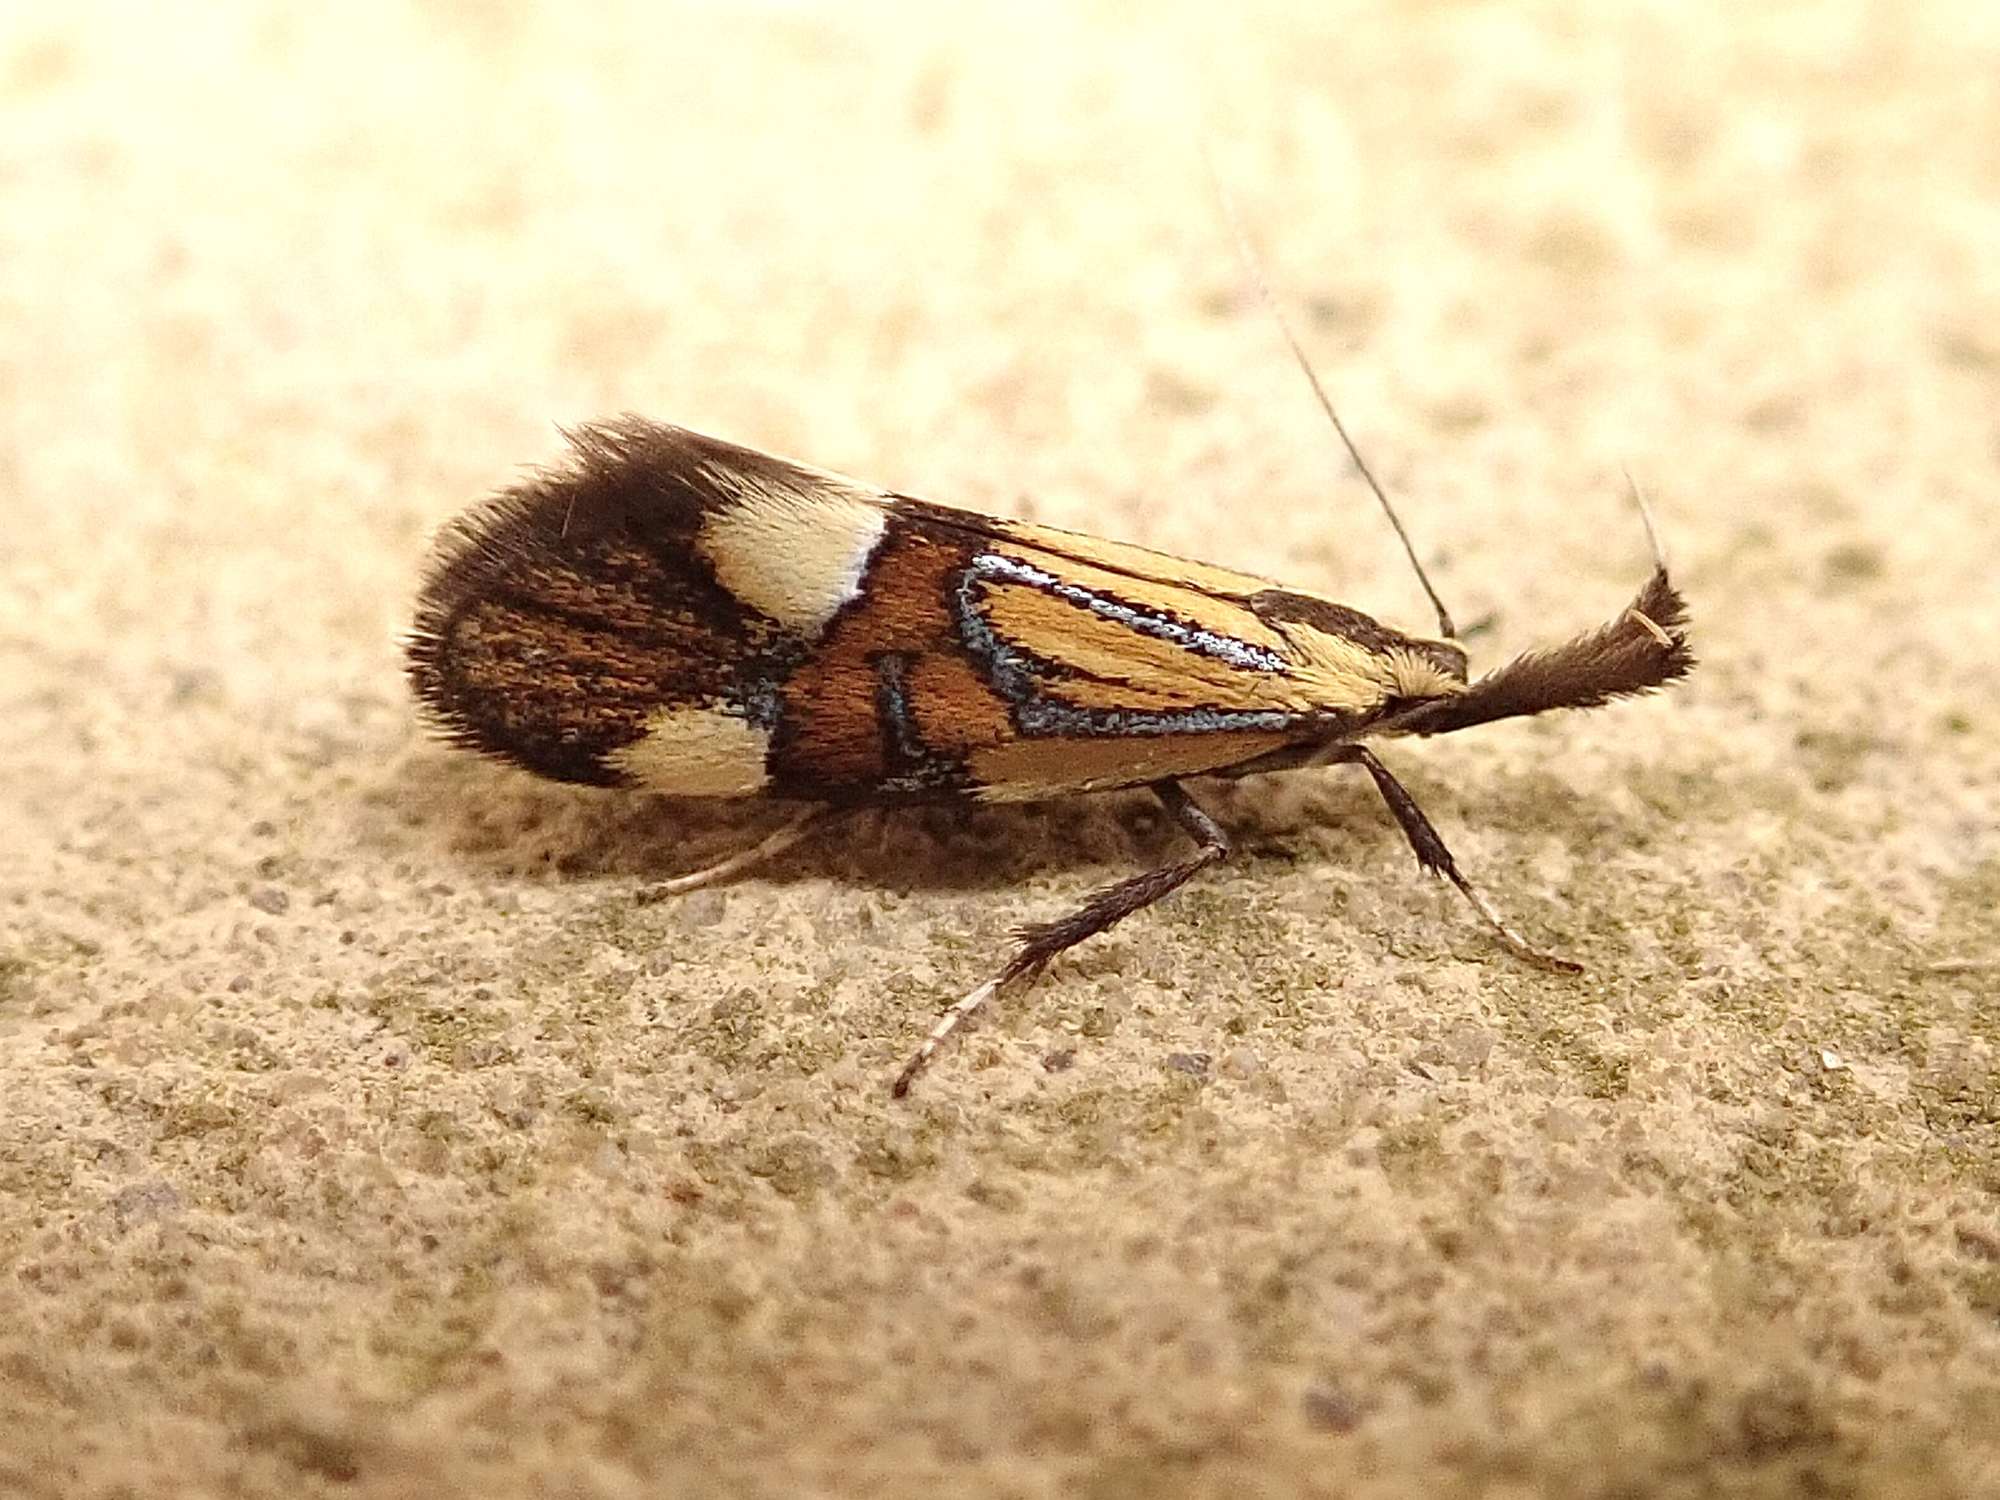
[1248,588,1470,713]
[1387,631,1471,693]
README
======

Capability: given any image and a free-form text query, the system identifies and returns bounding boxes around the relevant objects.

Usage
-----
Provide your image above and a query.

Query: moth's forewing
[408,418,1474,804]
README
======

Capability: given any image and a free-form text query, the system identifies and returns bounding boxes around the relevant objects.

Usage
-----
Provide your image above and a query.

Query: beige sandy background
[5,2,1998,1495]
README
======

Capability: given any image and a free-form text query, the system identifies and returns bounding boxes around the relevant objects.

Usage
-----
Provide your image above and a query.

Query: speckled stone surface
[4,4,1997,1495]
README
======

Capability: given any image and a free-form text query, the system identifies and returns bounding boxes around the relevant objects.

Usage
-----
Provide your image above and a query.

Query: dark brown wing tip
[404,485,551,757]
[554,412,707,480]
[405,415,809,789]
[1392,566,1694,737]
[400,424,682,788]
[403,552,634,790]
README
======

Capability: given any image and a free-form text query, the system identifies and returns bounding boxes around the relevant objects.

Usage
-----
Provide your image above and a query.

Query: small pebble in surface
[1300,1384,1365,1433]
[1220,1048,1262,1081]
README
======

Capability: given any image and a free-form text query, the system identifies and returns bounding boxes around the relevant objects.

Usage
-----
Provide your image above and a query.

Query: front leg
[1327,745,1579,972]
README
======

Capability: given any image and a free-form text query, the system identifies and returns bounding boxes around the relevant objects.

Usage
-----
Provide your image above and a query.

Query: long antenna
[1202,149,1457,640]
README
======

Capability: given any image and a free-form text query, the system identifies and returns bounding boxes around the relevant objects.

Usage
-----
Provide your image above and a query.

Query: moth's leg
[640,806,845,900]
[891,780,1231,1097]
[1329,746,1581,973]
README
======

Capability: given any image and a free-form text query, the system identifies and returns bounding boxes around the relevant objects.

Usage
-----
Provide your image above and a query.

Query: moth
[407,415,1691,1095]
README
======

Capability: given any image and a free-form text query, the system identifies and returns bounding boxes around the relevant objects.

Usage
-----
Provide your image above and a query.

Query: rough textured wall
[3,3,1996,1495]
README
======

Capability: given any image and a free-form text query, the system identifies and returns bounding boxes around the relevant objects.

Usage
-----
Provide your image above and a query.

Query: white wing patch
[607,705,773,797]
[695,462,887,634]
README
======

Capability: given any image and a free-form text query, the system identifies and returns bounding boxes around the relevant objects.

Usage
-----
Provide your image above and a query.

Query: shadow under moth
[406,406,1692,1094]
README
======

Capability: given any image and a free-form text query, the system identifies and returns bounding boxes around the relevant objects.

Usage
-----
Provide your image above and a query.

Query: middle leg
[891,780,1232,1096]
